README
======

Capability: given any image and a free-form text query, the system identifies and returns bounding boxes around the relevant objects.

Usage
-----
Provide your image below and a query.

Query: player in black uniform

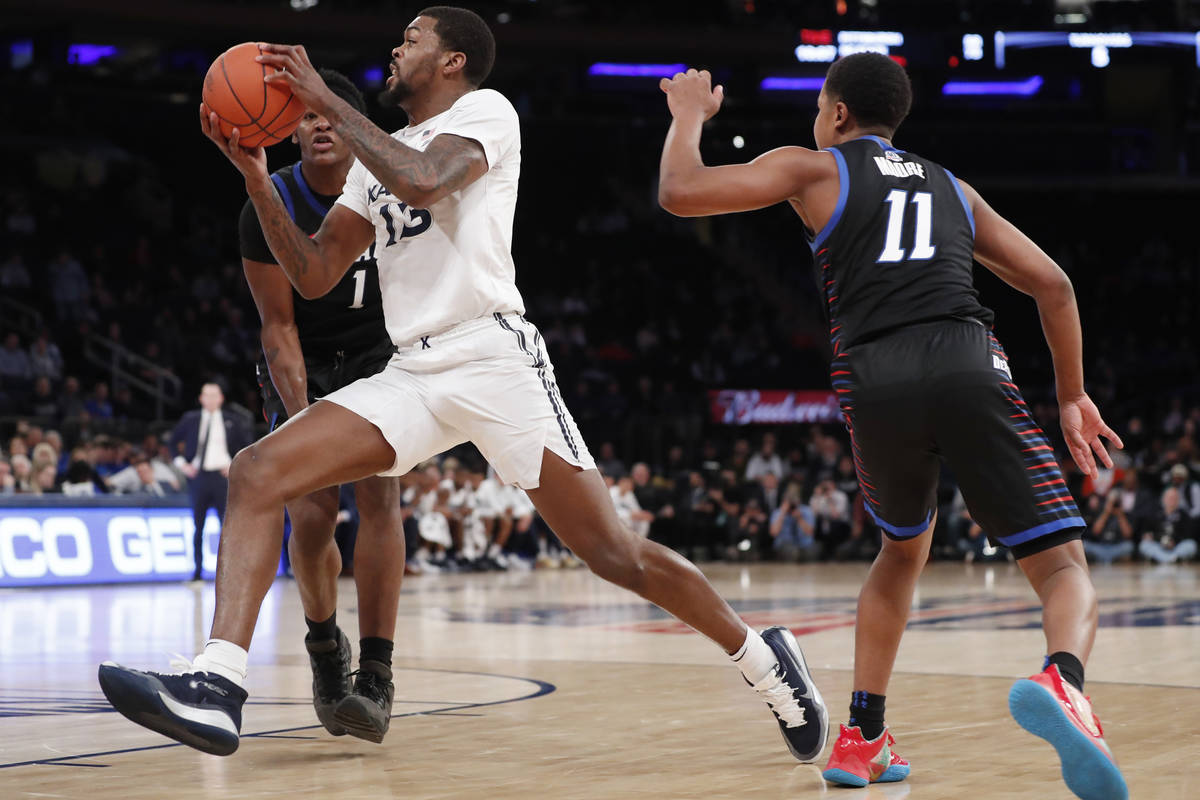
[659,55,1126,800]
[239,70,402,744]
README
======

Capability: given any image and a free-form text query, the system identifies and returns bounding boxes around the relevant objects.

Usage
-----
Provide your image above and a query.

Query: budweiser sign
[709,389,841,425]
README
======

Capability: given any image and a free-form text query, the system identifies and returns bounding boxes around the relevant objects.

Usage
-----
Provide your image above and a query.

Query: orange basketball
[202,42,304,148]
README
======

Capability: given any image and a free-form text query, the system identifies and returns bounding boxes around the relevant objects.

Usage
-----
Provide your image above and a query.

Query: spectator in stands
[611,475,654,537]
[0,459,13,494]
[630,461,676,542]
[810,478,850,547]
[726,438,751,479]
[745,432,784,481]
[834,455,859,500]
[108,452,175,497]
[107,450,181,495]
[770,487,818,562]
[31,462,58,494]
[950,490,1005,562]
[30,376,59,420]
[58,376,86,420]
[735,497,769,557]
[1139,487,1197,564]
[86,382,114,419]
[595,441,626,479]
[11,453,34,493]
[48,248,90,321]
[1166,463,1200,519]
[1083,489,1135,564]
[28,332,63,382]
[756,470,782,516]
[0,250,31,292]
[0,332,32,383]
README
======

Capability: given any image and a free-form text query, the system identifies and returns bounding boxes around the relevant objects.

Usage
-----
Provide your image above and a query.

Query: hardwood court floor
[2,561,1197,798]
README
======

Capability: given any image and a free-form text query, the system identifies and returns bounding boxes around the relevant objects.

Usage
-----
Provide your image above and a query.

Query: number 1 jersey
[807,135,994,351]
[239,162,387,363]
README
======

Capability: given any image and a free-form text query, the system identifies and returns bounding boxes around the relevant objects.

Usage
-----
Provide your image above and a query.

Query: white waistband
[392,311,525,351]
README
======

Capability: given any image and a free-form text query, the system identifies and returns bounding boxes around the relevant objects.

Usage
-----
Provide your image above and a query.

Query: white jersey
[336,88,525,347]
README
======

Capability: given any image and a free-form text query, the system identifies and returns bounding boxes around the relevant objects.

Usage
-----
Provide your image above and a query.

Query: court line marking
[0,666,555,771]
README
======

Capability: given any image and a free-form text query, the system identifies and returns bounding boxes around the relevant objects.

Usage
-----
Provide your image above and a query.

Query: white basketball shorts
[322,313,595,489]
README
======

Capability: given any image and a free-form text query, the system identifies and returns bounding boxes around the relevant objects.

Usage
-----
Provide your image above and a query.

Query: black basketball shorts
[832,319,1083,560]
[258,339,396,431]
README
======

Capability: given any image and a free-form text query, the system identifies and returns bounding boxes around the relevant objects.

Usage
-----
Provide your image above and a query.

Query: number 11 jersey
[807,135,994,352]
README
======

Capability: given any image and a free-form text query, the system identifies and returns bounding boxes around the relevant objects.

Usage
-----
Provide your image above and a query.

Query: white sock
[192,638,248,687]
[488,542,501,558]
[730,627,778,684]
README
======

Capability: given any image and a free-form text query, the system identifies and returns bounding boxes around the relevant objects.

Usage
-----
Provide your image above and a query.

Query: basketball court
[3,562,1196,798]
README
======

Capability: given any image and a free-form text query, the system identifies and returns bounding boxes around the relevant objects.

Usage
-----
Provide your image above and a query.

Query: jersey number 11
[878,190,936,263]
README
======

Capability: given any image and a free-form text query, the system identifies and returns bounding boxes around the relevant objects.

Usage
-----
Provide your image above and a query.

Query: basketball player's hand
[199,104,267,181]
[257,43,334,116]
[659,69,724,122]
[1059,393,1123,479]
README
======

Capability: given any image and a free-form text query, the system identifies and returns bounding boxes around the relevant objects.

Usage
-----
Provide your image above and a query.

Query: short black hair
[823,52,912,134]
[319,68,366,115]
[418,6,496,86]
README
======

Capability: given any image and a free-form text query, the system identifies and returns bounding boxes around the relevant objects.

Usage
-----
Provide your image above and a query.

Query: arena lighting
[760,77,825,91]
[962,33,984,61]
[794,30,904,63]
[942,75,1043,97]
[10,39,32,69]
[994,30,1200,69]
[66,44,117,65]
[363,65,384,85]
[588,62,686,77]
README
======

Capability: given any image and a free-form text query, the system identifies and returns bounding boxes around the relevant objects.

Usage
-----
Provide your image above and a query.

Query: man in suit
[171,382,251,581]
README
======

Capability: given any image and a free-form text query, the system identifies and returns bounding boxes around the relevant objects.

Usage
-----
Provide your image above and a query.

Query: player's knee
[583,540,647,592]
[227,445,276,499]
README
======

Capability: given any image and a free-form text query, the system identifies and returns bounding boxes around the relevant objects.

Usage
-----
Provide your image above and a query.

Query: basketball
[202,42,304,148]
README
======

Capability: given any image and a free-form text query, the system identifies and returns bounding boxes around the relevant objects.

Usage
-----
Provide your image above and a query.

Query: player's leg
[281,486,353,737]
[97,401,398,755]
[822,327,943,787]
[455,314,828,762]
[936,326,1125,800]
[333,474,404,743]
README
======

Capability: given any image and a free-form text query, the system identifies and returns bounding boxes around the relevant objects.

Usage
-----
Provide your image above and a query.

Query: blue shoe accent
[759,626,830,762]
[98,662,247,756]
[877,761,910,782]
[1008,679,1128,800]
[821,767,869,787]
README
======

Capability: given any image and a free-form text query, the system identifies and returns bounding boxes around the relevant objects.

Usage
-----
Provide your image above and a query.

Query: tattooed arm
[200,105,373,299]
[322,95,488,208]
[243,257,308,417]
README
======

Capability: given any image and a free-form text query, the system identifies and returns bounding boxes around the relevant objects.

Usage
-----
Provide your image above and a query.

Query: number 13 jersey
[807,135,994,352]
[336,88,526,349]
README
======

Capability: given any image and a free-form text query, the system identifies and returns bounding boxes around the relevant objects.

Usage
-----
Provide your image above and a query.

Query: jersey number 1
[348,269,365,309]
[878,190,935,263]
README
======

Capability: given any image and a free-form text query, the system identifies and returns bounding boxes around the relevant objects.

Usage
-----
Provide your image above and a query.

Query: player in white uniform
[96,7,829,763]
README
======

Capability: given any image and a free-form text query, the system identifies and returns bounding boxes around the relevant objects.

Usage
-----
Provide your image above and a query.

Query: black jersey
[807,136,994,351]
[239,162,387,362]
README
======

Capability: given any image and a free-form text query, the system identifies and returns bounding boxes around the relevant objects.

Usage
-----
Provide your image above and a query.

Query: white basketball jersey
[336,88,525,347]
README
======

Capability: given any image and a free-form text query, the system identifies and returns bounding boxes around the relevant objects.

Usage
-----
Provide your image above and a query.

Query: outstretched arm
[257,44,487,208]
[657,69,833,217]
[961,179,1123,477]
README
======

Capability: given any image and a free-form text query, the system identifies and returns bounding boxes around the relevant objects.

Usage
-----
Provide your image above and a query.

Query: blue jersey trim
[998,516,1084,547]
[292,162,332,218]
[865,503,932,539]
[944,167,975,237]
[270,173,296,221]
[810,146,849,253]
[855,134,904,153]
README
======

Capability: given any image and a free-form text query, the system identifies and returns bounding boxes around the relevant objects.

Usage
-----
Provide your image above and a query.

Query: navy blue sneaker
[97,662,247,756]
[305,628,352,736]
[752,626,829,762]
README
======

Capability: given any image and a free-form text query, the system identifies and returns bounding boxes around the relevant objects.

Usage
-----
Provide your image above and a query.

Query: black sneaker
[97,662,247,756]
[305,628,352,736]
[750,626,830,762]
[333,659,394,743]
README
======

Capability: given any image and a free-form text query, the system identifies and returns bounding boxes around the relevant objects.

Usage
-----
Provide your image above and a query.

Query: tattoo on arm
[246,180,320,283]
[324,94,483,204]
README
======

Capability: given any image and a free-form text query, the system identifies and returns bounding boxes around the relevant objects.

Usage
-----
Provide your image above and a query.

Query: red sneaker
[1009,664,1127,800]
[822,724,907,787]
